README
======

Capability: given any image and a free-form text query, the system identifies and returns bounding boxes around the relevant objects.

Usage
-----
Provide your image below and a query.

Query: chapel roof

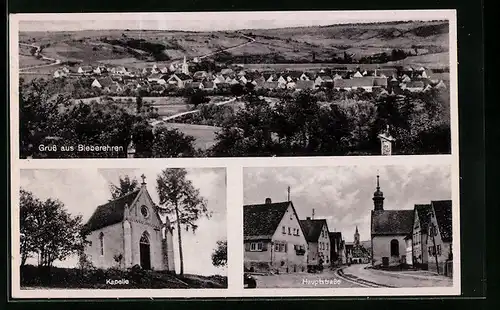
[84,190,140,232]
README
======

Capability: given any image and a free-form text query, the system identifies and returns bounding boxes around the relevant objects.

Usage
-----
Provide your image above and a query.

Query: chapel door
[140,232,151,270]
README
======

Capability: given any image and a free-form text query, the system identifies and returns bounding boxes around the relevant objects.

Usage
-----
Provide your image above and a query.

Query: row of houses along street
[49,55,448,95]
[243,175,453,288]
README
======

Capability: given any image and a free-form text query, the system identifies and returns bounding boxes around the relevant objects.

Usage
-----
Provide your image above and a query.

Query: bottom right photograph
[242,164,456,289]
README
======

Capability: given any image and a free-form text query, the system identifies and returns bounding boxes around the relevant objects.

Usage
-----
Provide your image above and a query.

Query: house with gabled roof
[328,232,343,266]
[334,77,376,92]
[403,80,425,92]
[243,198,308,273]
[426,200,453,274]
[78,65,93,75]
[295,80,315,91]
[411,204,434,267]
[82,178,175,271]
[91,77,115,91]
[300,218,331,269]
[167,73,193,88]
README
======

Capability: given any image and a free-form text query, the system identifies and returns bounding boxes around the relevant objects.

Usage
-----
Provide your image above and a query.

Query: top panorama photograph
[15,11,454,159]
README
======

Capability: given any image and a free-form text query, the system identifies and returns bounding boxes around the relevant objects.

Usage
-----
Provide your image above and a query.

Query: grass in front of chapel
[20,265,227,289]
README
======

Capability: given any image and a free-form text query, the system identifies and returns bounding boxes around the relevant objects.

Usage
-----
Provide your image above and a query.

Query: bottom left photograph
[16,167,227,290]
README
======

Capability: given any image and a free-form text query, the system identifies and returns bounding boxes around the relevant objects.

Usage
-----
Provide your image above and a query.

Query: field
[162,122,221,150]
[387,52,450,69]
[19,29,249,65]
[18,20,449,68]
[19,55,52,68]
[69,96,232,117]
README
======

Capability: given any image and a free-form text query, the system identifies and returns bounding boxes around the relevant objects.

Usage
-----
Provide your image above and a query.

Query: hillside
[18,20,449,68]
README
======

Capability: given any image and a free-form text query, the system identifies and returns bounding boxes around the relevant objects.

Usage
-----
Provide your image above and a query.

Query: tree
[136,95,143,113]
[211,240,227,268]
[152,126,197,157]
[20,189,39,266]
[108,175,139,200]
[156,168,211,275]
[19,189,89,268]
[230,83,245,97]
[187,91,210,108]
[132,121,154,158]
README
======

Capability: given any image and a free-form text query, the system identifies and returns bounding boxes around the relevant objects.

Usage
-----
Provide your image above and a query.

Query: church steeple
[354,226,360,246]
[373,174,385,211]
[181,56,189,75]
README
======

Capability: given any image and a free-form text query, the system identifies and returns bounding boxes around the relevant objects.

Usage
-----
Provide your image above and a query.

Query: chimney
[312,208,315,219]
[306,217,311,220]
[265,198,272,204]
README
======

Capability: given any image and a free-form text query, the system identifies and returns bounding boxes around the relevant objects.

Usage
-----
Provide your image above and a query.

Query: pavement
[251,269,363,288]
[341,264,453,288]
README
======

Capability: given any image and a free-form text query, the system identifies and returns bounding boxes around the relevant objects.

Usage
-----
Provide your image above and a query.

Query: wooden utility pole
[430,223,440,274]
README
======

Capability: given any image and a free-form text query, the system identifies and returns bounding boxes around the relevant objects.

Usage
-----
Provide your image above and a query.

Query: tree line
[20,78,450,158]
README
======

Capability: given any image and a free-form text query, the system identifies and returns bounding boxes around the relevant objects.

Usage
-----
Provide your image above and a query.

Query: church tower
[354,226,360,246]
[373,175,385,211]
[181,56,189,75]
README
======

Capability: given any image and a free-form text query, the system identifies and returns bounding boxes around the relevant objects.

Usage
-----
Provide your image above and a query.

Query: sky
[243,164,451,244]
[19,167,227,276]
[17,10,453,32]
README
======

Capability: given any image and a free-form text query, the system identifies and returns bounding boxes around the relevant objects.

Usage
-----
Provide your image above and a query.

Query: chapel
[82,175,175,271]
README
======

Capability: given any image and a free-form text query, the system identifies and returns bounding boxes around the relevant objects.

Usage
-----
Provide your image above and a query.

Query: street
[250,264,453,288]
[341,264,453,288]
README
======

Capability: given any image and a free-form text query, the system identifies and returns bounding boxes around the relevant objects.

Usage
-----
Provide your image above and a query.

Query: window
[282,226,286,234]
[250,242,263,251]
[288,227,291,235]
[99,232,104,256]
[437,245,442,256]
[428,246,436,256]
[140,205,149,218]
[274,242,287,252]
[326,243,329,250]
[390,239,399,256]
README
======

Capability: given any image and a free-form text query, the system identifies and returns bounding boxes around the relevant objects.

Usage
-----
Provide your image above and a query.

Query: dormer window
[141,205,149,218]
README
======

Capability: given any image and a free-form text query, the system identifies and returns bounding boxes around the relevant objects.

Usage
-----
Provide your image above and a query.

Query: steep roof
[98,77,115,88]
[300,219,328,242]
[371,210,414,236]
[334,77,375,89]
[415,204,433,232]
[295,80,315,90]
[432,200,453,242]
[243,201,291,241]
[84,190,140,232]
[175,73,193,81]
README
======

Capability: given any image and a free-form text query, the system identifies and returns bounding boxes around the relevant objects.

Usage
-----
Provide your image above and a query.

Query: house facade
[371,175,414,266]
[412,204,433,268]
[300,218,331,269]
[243,199,308,273]
[426,200,453,274]
[83,179,175,271]
[328,232,343,267]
